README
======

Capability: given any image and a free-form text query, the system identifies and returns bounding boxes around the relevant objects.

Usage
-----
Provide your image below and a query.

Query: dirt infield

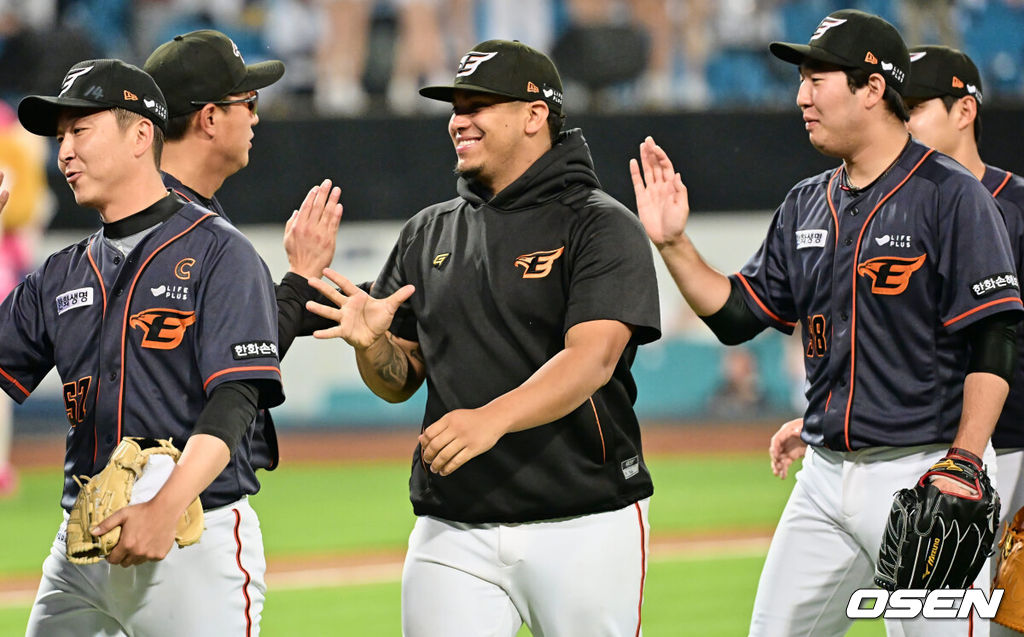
[11,421,780,469]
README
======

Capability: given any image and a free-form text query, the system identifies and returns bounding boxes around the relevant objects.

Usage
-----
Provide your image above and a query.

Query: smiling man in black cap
[305,39,661,635]
[631,10,1019,635]
[6,58,284,635]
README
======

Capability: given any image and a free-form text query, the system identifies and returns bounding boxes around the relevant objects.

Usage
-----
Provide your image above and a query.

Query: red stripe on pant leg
[233,508,254,637]
[635,502,647,637]
[968,584,974,637]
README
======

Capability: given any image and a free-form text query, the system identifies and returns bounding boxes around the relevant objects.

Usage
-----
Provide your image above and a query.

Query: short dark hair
[547,110,566,145]
[939,94,982,145]
[843,67,909,122]
[113,107,163,167]
[164,111,194,141]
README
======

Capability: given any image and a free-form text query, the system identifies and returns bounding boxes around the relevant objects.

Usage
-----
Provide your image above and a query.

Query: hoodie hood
[455,128,600,210]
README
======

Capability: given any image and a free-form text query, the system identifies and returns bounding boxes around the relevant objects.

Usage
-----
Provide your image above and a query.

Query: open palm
[630,137,691,248]
[306,269,414,349]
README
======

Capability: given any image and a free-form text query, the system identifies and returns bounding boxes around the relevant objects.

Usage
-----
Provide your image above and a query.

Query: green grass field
[0,453,886,635]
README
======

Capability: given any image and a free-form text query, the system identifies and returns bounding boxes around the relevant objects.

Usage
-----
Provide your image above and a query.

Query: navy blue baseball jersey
[0,194,284,510]
[734,140,1023,451]
[374,130,661,523]
[162,170,279,471]
[986,166,1024,448]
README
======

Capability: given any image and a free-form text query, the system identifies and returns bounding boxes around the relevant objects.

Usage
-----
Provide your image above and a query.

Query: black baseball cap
[144,29,285,117]
[420,40,564,115]
[18,59,168,136]
[770,9,910,95]
[904,45,983,105]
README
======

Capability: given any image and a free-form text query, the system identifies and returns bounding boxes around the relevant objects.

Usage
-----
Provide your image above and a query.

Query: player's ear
[130,116,155,160]
[863,73,887,109]
[954,96,978,133]
[197,103,220,137]
[524,101,549,137]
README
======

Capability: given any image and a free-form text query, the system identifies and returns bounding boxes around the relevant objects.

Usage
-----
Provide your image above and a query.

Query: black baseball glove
[874,448,1000,591]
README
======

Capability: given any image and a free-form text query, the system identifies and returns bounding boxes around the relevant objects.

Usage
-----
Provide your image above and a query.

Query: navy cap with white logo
[18,59,168,136]
[770,9,910,95]
[420,40,564,115]
[904,45,983,105]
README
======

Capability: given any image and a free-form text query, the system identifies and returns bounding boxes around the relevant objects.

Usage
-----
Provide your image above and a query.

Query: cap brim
[769,42,853,68]
[234,60,286,93]
[17,95,109,136]
[419,83,520,103]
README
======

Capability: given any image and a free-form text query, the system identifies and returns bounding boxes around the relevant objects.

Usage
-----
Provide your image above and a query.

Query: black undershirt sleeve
[193,381,259,455]
[275,272,336,357]
[698,278,768,345]
[966,313,1019,383]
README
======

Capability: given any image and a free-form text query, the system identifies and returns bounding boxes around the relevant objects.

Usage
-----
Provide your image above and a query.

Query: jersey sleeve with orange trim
[731,205,799,334]
[194,221,284,409]
[0,261,55,402]
[935,172,1023,332]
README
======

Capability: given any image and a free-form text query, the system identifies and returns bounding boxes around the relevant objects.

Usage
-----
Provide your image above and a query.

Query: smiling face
[56,108,135,212]
[448,90,537,191]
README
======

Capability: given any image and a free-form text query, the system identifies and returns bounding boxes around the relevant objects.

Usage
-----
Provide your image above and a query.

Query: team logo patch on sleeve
[514,246,564,279]
[796,229,828,249]
[971,272,1020,299]
[56,288,94,315]
[232,341,279,361]
[857,254,926,295]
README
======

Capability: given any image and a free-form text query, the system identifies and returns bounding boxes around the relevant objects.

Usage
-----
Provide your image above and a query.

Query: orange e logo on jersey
[129,308,196,349]
[857,254,927,295]
[514,246,565,279]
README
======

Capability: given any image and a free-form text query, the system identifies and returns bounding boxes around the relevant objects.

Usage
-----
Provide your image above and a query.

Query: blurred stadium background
[1,0,1022,634]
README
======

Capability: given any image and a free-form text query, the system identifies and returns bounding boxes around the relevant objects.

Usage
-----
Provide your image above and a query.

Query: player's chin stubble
[453,165,481,181]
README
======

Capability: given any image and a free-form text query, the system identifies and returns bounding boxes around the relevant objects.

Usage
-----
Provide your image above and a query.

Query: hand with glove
[874,448,1000,591]
[66,437,204,565]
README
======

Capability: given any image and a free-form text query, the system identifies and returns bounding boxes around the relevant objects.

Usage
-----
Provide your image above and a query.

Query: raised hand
[305,268,414,350]
[284,179,343,279]
[629,137,691,248]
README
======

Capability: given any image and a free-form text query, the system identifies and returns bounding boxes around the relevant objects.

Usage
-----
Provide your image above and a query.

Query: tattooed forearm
[355,333,424,402]
[371,333,409,388]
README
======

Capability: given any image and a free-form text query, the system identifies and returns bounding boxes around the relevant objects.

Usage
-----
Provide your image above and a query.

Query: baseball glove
[874,448,1000,591]
[993,506,1024,632]
[66,437,204,564]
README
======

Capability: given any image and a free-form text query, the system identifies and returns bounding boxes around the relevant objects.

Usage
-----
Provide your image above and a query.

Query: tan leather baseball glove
[66,437,204,564]
[994,506,1024,632]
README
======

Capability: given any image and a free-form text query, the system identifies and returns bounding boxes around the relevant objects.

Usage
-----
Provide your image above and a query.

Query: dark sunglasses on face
[191,90,258,114]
